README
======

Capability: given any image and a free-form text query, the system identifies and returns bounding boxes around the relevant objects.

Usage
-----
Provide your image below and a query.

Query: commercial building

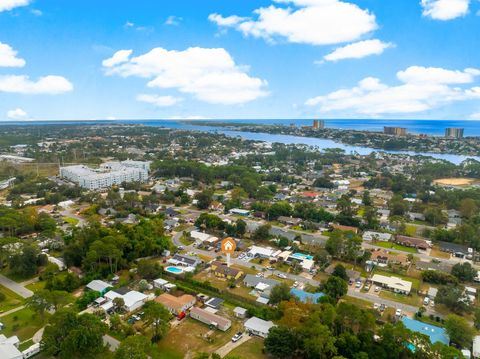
[384,127,407,136]
[189,307,231,331]
[445,128,464,139]
[371,274,412,295]
[244,317,275,338]
[313,120,325,129]
[60,160,150,190]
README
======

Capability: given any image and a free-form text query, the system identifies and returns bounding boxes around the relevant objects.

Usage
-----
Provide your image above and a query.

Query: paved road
[347,289,418,314]
[0,274,33,298]
[60,205,87,228]
[103,335,120,352]
[215,334,251,358]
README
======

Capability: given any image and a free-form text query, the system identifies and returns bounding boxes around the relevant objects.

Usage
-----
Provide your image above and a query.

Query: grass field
[229,337,267,359]
[0,307,49,341]
[25,280,45,292]
[374,241,417,254]
[0,285,24,313]
[379,291,421,306]
[429,247,450,259]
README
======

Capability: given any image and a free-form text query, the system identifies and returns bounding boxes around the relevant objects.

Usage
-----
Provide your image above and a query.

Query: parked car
[374,286,380,292]
[379,304,386,312]
[364,284,370,291]
[276,273,287,279]
[355,281,361,288]
[232,332,243,342]
[423,297,430,306]
[395,309,402,317]
[373,303,380,310]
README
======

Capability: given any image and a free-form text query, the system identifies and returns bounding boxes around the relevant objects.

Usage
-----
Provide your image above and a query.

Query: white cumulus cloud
[421,0,470,20]
[323,39,393,62]
[305,66,480,115]
[102,49,132,67]
[136,94,183,107]
[0,42,26,67]
[0,0,30,12]
[209,0,377,46]
[103,47,268,105]
[0,75,73,94]
[6,108,28,120]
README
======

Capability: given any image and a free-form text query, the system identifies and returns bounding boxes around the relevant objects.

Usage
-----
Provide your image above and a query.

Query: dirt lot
[433,178,480,186]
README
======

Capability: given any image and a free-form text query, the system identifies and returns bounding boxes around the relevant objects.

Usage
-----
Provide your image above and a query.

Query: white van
[423,297,430,306]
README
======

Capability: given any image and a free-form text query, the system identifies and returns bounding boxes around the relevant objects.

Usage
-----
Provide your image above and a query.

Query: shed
[234,307,248,319]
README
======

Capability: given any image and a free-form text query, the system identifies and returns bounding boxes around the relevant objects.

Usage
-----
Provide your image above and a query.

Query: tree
[324,276,347,302]
[313,177,334,189]
[8,244,40,278]
[113,297,125,313]
[235,219,246,237]
[42,308,107,358]
[265,326,299,359]
[331,264,348,282]
[253,224,271,241]
[137,260,162,280]
[460,198,477,219]
[270,283,292,305]
[26,289,71,318]
[143,301,172,342]
[437,285,471,314]
[362,191,373,206]
[267,201,292,220]
[114,336,151,359]
[444,314,474,348]
[474,308,480,330]
[451,262,476,282]
[362,206,379,229]
[195,190,213,210]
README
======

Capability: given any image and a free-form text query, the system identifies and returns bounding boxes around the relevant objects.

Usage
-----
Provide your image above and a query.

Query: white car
[276,273,287,279]
[374,286,380,292]
[423,297,430,306]
[373,303,380,310]
[395,309,402,317]
[232,332,243,342]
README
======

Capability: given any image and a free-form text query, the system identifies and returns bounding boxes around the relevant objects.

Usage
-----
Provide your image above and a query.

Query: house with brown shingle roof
[210,261,244,281]
[395,235,429,250]
[155,293,196,315]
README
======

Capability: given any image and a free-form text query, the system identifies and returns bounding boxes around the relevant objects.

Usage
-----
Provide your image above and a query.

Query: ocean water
[2,119,480,164]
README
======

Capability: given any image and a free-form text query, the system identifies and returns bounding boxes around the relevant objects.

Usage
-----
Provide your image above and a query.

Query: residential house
[277,216,303,226]
[362,231,392,242]
[0,335,21,359]
[102,289,148,312]
[370,249,409,267]
[168,254,201,268]
[189,307,231,331]
[244,317,276,338]
[155,293,196,315]
[438,241,471,259]
[86,280,111,295]
[415,261,452,274]
[331,224,359,234]
[210,261,244,281]
[371,274,412,295]
[234,307,248,319]
[395,235,430,250]
[205,297,224,310]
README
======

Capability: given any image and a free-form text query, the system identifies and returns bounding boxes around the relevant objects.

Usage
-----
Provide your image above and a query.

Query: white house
[247,246,276,259]
[371,274,412,295]
[102,289,148,312]
[244,317,276,338]
[362,231,392,242]
[0,335,22,359]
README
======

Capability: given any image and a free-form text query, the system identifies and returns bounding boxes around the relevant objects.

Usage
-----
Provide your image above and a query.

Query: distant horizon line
[1,118,480,122]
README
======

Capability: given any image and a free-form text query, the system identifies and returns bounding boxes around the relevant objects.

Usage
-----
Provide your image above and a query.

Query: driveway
[103,335,120,352]
[0,274,33,298]
[347,288,418,314]
[215,334,251,358]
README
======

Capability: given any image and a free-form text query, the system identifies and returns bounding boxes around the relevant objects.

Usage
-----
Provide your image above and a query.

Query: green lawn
[0,307,49,341]
[63,217,79,226]
[25,280,45,292]
[374,241,417,254]
[229,337,268,359]
[379,291,421,307]
[0,285,24,313]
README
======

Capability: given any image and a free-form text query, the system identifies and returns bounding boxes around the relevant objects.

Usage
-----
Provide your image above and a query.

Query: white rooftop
[244,316,275,333]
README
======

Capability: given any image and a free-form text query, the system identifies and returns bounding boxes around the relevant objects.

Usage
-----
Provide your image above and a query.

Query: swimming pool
[291,253,314,261]
[165,266,184,274]
[401,317,449,345]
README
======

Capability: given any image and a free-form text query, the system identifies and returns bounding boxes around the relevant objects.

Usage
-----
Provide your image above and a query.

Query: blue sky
[0,0,479,121]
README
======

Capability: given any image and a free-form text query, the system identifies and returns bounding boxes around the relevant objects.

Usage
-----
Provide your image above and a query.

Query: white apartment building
[60,160,150,190]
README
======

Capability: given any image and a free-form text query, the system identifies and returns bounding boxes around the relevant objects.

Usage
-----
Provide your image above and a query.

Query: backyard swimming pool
[165,266,184,274]
[402,317,449,345]
[291,253,314,261]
